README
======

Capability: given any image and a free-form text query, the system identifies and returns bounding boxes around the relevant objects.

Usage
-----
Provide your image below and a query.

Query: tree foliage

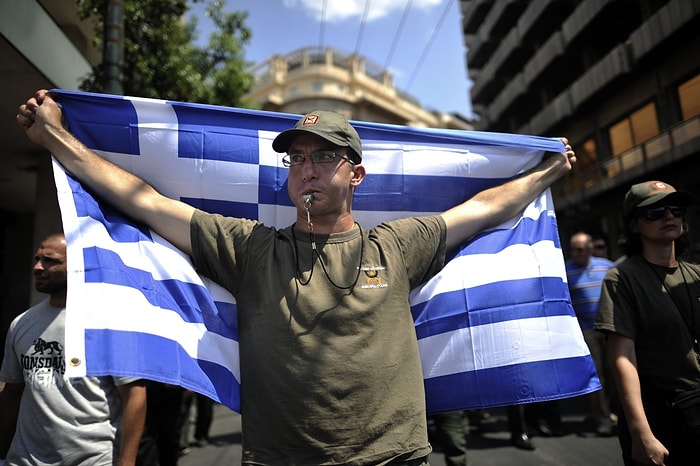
[77,0,256,108]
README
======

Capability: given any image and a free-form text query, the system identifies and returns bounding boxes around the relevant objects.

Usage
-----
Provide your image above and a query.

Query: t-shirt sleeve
[594,267,637,340]
[190,209,261,294]
[376,215,447,289]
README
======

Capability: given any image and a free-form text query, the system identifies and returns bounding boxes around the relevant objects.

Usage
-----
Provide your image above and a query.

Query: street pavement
[179,395,623,465]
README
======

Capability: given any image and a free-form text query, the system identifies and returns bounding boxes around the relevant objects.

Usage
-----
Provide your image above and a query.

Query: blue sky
[187,0,473,118]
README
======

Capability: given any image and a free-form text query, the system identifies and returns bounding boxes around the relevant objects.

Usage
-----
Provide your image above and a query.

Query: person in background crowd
[595,180,700,465]
[590,235,622,420]
[465,405,536,451]
[591,236,610,259]
[17,89,575,465]
[428,411,469,466]
[507,405,536,450]
[191,393,215,447]
[0,233,146,466]
[566,232,616,437]
[524,401,564,438]
[138,382,190,466]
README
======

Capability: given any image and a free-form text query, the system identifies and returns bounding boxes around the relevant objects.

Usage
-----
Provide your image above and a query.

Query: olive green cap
[623,180,695,219]
[272,110,362,162]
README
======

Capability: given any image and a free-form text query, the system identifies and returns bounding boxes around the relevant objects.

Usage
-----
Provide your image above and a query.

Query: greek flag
[54,89,599,414]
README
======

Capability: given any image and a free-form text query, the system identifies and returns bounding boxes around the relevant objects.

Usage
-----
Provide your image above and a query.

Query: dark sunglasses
[636,205,686,221]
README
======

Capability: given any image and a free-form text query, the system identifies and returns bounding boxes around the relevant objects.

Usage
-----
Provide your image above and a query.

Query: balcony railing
[553,114,700,201]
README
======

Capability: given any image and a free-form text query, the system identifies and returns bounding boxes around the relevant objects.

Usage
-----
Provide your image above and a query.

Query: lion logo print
[31,337,63,355]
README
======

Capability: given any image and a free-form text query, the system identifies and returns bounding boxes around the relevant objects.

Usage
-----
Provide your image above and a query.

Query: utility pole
[103,0,124,94]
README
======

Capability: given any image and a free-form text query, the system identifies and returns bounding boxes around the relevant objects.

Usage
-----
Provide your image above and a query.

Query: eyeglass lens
[283,150,341,167]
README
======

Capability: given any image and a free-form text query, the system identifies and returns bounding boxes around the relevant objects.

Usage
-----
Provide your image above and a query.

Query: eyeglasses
[635,205,686,221]
[282,150,355,167]
[571,247,588,253]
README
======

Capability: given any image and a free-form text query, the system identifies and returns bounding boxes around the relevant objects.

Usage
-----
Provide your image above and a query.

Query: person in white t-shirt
[0,233,147,466]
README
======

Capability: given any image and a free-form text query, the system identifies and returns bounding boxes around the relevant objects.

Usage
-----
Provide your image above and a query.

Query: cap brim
[272,128,347,153]
[272,129,303,153]
[642,191,696,208]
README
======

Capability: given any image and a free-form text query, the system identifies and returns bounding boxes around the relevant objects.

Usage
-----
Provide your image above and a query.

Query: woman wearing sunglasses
[595,181,699,465]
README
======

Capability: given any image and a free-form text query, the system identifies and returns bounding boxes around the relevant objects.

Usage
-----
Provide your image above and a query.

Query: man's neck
[295,212,356,234]
[49,293,67,308]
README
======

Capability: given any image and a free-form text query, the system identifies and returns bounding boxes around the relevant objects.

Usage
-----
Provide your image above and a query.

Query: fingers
[558,137,572,153]
[32,89,51,107]
[16,89,52,131]
[558,137,575,165]
[19,89,50,114]
[18,99,38,123]
[16,102,35,128]
[16,113,31,129]
[38,89,57,107]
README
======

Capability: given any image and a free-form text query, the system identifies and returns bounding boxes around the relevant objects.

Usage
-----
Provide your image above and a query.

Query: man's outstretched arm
[441,141,575,251]
[17,89,195,255]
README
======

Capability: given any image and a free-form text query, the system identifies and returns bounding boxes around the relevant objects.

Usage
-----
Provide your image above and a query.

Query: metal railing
[553,114,700,199]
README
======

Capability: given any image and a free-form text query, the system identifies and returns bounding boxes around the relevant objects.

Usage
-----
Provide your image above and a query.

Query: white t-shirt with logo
[0,299,136,466]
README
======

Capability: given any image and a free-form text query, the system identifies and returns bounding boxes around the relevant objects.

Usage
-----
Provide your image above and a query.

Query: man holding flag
[17,89,576,465]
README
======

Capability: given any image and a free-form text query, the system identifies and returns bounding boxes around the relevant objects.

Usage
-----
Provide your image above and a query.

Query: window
[630,103,659,144]
[679,74,700,120]
[609,119,633,156]
[609,102,659,156]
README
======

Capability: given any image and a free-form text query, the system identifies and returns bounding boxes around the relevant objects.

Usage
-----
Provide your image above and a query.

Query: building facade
[461,0,700,260]
[245,46,473,130]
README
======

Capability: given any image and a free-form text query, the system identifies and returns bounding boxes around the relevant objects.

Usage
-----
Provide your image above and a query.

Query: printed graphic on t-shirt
[21,337,66,388]
[360,265,389,289]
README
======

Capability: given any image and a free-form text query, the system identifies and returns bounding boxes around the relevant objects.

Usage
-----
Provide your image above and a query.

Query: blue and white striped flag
[54,89,599,414]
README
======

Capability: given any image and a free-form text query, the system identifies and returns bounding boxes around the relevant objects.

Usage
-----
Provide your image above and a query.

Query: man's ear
[350,164,366,187]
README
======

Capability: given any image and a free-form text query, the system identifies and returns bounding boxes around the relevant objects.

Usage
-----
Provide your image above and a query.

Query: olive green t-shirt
[191,210,446,465]
[595,255,700,400]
